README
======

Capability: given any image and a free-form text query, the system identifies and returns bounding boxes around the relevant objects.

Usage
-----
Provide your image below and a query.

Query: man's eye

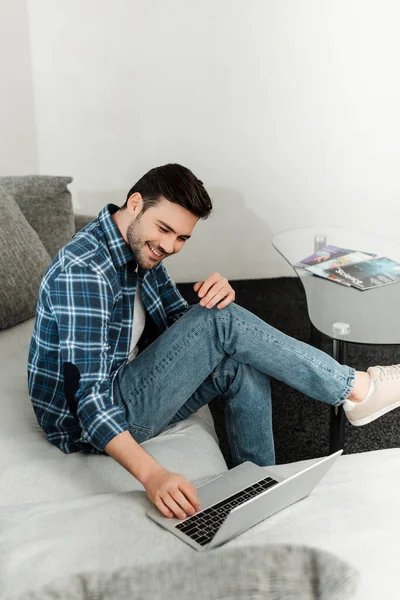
[158,226,168,233]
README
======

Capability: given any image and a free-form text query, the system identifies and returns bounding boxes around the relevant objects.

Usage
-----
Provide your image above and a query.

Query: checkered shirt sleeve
[48,264,128,451]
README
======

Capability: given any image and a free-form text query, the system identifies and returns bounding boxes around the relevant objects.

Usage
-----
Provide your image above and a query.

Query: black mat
[177,277,400,466]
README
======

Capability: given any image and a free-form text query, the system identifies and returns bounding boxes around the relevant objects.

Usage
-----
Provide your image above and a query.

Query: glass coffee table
[273,227,400,453]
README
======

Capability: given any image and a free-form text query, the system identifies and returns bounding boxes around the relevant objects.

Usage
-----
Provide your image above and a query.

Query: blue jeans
[112,303,355,467]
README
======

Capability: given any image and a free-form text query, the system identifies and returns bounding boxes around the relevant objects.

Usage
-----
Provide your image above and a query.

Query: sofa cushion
[0,175,74,258]
[3,543,358,600]
[74,213,95,233]
[0,192,51,330]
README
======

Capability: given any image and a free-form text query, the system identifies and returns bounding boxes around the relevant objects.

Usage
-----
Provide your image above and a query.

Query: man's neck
[112,209,128,244]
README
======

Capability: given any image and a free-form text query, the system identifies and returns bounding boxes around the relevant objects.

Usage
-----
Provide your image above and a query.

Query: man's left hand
[193,273,235,310]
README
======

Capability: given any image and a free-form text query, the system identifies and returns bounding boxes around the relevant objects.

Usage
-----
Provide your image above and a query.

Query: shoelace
[376,364,400,381]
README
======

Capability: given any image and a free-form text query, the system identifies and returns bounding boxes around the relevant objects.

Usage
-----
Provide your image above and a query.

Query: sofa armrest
[74,214,95,233]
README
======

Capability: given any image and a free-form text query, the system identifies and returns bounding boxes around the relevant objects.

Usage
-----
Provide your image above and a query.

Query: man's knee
[181,304,255,344]
[189,301,240,316]
[185,302,242,328]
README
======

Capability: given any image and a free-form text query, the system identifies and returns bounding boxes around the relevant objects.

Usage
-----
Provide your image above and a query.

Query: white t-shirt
[127,278,146,363]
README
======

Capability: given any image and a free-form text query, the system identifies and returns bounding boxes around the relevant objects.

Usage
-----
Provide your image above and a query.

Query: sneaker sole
[346,398,400,426]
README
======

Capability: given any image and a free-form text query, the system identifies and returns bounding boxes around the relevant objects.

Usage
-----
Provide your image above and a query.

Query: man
[28,163,400,521]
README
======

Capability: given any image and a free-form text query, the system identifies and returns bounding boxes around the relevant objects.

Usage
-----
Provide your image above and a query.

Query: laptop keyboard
[175,475,278,546]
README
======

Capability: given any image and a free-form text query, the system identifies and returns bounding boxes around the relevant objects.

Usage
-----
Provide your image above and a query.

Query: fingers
[162,489,197,520]
[153,478,201,520]
[179,482,201,513]
[193,281,203,292]
[200,280,236,309]
[160,494,189,521]
[199,279,226,307]
[202,286,235,309]
[197,272,221,298]
[194,273,236,310]
[216,290,236,309]
[155,496,175,519]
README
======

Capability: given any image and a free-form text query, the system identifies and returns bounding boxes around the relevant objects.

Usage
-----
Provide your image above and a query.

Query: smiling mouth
[147,242,163,259]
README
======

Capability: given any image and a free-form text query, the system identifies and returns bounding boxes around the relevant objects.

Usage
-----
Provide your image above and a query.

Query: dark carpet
[177,277,400,466]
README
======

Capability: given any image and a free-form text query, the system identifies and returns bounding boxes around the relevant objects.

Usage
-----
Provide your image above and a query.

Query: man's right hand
[143,466,201,520]
[104,431,200,520]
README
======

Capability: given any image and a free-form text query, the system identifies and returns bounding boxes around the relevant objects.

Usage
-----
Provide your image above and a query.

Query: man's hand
[194,272,235,309]
[105,431,200,520]
[143,465,201,519]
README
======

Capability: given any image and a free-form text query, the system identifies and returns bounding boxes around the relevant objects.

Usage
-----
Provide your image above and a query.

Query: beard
[126,217,164,270]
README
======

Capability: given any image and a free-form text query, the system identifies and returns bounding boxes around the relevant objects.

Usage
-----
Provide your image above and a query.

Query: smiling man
[28,163,400,521]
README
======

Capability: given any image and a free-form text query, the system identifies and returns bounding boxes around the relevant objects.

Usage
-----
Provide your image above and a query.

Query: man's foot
[343,365,400,426]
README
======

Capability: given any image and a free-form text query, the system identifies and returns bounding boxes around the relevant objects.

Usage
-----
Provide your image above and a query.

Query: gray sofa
[0,176,398,599]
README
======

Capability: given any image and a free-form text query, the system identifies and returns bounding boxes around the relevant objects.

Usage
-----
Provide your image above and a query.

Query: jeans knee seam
[210,370,239,399]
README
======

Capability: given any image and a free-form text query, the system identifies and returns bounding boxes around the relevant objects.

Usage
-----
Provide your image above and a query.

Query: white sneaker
[344,364,400,426]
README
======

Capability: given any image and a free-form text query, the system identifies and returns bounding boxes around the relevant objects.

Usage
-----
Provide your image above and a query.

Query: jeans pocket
[128,423,153,444]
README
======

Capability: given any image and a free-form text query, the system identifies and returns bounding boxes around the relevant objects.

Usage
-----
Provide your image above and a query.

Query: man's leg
[167,356,275,466]
[112,302,354,464]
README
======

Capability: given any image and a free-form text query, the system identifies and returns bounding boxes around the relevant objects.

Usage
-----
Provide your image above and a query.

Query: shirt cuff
[80,405,129,452]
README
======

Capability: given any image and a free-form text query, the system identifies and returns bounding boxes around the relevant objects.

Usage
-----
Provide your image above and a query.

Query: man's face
[126,197,199,269]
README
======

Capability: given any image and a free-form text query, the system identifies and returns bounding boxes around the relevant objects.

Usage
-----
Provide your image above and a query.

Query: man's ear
[126,192,143,216]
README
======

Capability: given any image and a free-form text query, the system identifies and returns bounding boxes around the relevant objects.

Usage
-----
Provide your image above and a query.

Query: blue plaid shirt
[28,204,189,454]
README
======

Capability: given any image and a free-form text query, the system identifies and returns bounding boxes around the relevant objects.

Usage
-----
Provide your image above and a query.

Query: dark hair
[123,163,213,219]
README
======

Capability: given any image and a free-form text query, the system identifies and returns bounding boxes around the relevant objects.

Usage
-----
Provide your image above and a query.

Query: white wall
[0,0,38,174]
[24,0,400,281]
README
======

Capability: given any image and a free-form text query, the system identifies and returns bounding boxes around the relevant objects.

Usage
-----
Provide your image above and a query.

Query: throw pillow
[5,544,358,600]
[0,175,74,258]
[0,190,51,329]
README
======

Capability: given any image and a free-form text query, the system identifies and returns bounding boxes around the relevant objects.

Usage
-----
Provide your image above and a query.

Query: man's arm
[105,431,200,519]
[50,265,199,518]
[49,265,128,450]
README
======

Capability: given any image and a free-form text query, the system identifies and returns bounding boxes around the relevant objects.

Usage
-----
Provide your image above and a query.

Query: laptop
[147,449,342,551]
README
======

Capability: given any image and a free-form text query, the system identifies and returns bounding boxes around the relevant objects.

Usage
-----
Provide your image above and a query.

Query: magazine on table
[295,245,356,269]
[296,245,400,290]
[326,257,400,290]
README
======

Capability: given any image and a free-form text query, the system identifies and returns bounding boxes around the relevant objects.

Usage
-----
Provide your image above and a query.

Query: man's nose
[161,238,175,255]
